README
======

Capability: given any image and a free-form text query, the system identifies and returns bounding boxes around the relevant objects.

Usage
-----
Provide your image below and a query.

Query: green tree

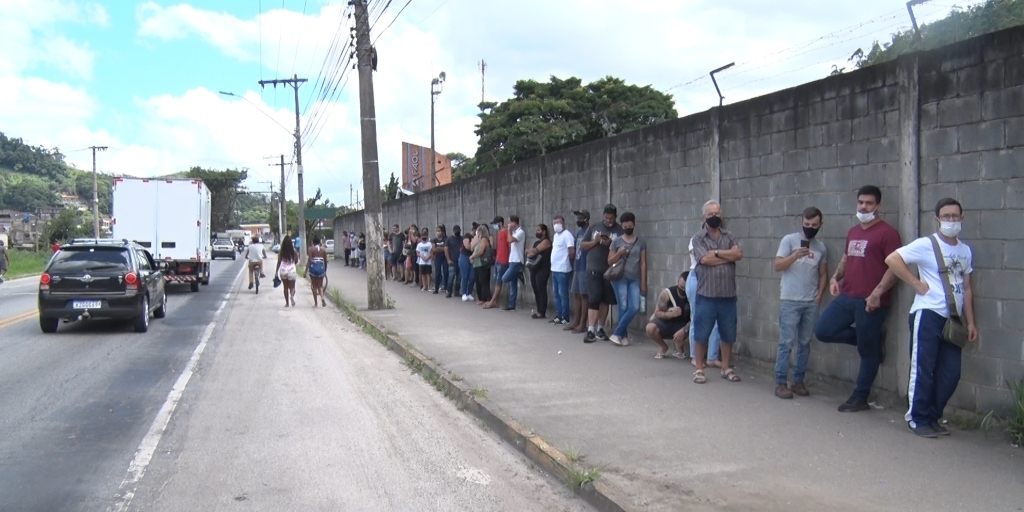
[445,152,477,181]
[380,172,400,202]
[847,0,1024,70]
[0,174,56,211]
[472,76,676,175]
[184,167,248,232]
[42,208,89,244]
[71,170,113,216]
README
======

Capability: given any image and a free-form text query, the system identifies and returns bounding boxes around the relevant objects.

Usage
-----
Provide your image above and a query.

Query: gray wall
[336,27,1024,413]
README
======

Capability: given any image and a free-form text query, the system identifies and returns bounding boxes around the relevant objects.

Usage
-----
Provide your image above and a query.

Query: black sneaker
[248,283,254,290]
[908,422,938,438]
[596,329,608,341]
[838,396,870,413]
[584,331,598,343]
[930,421,951,436]
[502,306,516,311]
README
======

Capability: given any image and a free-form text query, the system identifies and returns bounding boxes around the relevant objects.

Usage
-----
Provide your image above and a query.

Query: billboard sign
[401,142,451,192]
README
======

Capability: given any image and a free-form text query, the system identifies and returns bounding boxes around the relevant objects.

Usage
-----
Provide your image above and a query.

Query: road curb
[327,289,636,512]
[2,273,41,284]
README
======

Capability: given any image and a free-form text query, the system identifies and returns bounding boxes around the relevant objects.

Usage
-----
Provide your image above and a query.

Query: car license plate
[72,300,102,309]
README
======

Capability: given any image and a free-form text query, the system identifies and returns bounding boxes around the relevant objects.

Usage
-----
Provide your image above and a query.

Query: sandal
[693,369,706,384]
[671,351,687,360]
[655,352,667,359]
[721,368,741,382]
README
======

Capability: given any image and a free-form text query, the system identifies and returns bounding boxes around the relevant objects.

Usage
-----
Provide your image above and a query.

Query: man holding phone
[772,207,828,399]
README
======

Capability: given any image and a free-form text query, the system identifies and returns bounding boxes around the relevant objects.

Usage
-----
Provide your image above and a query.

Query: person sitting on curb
[645,272,691,359]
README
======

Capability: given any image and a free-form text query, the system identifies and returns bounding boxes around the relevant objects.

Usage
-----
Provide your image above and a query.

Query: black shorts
[650,317,687,339]
[390,253,404,266]
[419,264,432,275]
[586,270,617,309]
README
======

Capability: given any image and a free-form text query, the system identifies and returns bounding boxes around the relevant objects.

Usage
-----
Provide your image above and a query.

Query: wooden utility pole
[479,59,487,104]
[353,0,385,310]
[268,155,287,241]
[88,145,108,238]
[258,75,306,260]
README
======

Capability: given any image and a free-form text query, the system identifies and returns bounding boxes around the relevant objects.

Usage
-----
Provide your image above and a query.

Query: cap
[572,209,591,220]
[603,203,617,215]
[453,224,461,232]
[492,215,504,224]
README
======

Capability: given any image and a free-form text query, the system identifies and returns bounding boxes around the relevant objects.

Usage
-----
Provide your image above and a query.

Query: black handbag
[604,242,634,281]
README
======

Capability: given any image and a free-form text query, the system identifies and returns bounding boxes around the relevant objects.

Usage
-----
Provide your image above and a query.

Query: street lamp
[430,71,446,188]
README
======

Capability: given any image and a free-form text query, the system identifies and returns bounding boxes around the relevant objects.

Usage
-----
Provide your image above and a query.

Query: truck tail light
[40,273,51,291]
[125,271,139,292]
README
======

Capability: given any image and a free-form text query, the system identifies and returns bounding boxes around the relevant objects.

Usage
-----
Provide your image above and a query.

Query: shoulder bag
[929,235,969,348]
[604,241,634,282]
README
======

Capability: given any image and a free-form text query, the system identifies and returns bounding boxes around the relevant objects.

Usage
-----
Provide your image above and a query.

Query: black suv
[38,239,168,333]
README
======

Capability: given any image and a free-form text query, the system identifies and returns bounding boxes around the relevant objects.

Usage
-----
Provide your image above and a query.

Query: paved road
[0,256,585,511]
[0,258,245,512]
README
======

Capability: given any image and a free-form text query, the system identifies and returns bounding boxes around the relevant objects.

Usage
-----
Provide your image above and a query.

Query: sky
[0,0,975,209]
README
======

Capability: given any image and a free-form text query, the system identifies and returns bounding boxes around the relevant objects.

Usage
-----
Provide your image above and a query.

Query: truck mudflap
[164,275,200,283]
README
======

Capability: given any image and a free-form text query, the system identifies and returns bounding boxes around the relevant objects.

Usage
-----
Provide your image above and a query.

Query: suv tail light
[40,273,51,291]
[125,271,139,292]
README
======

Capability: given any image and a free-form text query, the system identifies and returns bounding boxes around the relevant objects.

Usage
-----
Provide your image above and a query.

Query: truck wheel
[154,292,167,319]
[190,281,200,292]
[40,316,59,333]
[134,296,150,333]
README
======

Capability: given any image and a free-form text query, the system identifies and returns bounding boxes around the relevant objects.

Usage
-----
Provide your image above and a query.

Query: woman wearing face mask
[471,225,493,304]
[608,212,647,346]
[526,224,553,319]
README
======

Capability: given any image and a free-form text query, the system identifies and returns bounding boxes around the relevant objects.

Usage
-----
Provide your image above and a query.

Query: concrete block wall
[335,26,1024,412]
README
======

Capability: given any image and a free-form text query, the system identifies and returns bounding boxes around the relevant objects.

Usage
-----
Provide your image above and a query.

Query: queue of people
[338,184,977,437]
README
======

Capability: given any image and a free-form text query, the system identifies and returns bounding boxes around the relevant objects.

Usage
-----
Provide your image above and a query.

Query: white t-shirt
[895,234,973,318]
[550,230,574,273]
[246,244,264,262]
[688,238,697,271]
[416,241,433,265]
[508,227,526,263]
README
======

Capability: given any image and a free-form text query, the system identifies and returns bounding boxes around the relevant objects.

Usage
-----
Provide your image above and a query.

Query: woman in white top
[275,235,299,307]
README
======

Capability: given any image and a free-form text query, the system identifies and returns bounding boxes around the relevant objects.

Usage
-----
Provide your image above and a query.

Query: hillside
[0,132,113,215]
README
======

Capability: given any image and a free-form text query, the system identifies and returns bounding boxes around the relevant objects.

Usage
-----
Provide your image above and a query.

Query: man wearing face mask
[815,185,902,412]
[884,198,977,438]
[772,207,829,399]
[483,216,509,309]
[581,204,623,343]
[550,215,576,325]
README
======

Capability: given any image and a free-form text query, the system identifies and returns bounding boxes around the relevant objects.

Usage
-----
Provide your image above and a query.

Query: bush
[5,249,52,279]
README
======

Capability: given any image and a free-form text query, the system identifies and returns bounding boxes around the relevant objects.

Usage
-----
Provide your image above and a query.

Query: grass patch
[565,463,603,492]
[5,249,51,279]
[947,412,983,431]
[982,378,1024,447]
[470,387,488,400]
[562,445,581,465]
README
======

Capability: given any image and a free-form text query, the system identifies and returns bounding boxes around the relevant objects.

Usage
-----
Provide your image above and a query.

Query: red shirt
[841,220,902,305]
[51,242,61,253]
[495,228,510,265]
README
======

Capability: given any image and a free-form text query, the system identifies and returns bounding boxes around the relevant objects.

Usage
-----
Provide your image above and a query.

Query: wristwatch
[715,250,720,258]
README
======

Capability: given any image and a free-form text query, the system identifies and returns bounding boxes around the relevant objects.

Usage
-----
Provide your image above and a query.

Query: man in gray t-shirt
[772,207,829,399]
[0,240,9,282]
[388,224,406,279]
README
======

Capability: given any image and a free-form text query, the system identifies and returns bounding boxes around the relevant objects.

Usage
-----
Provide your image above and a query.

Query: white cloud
[0,0,106,78]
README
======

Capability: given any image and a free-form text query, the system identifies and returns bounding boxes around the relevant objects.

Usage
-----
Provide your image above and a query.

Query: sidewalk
[326,265,1024,512]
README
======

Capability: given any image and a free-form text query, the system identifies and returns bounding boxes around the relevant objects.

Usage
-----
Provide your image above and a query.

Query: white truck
[112,177,212,292]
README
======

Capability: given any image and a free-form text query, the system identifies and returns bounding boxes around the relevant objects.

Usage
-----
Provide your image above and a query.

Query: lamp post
[430,72,446,188]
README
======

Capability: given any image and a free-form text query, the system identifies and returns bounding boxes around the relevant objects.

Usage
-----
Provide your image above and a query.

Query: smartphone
[800,240,810,248]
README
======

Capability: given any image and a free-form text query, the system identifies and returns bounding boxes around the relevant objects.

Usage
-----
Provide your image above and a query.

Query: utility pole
[88,145,108,239]
[258,75,307,260]
[479,59,487,104]
[268,155,287,241]
[353,0,385,310]
[430,72,445,188]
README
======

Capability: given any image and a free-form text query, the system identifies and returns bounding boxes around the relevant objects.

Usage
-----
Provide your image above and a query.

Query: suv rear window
[48,247,132,272]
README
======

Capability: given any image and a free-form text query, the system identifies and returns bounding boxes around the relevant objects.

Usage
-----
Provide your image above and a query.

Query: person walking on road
[527,223,552,319]
[471,225,493,304]
[884,197,978,438]
[772,207,828,399]
[307,236,328,308]
[275,235,299,307]
[0,240,9,283]
[246,236,267,290]
[815,185,902,412]
[608,212,647,346]
[690,200,743,384]
[645,272,691,359]
[550,215,576,325]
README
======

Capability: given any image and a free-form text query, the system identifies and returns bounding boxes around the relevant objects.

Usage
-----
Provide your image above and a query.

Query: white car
[326,239,335,255]
[212,239,236,260]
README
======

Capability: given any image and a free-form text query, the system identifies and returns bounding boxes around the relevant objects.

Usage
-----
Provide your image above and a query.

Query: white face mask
[856,211,876,223]
[939,221,962,238]
[553,223,564,233]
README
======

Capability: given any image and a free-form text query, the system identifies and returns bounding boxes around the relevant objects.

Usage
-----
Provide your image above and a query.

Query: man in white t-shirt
[884,197,978,438]
[550,215,576,325]
[499,214,527,311]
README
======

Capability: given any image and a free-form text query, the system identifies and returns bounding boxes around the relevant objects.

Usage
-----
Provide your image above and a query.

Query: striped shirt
[691,228,739,298]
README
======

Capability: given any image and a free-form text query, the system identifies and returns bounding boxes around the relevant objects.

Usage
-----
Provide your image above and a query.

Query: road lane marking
[0,310,38,330]
[108,263,247,512]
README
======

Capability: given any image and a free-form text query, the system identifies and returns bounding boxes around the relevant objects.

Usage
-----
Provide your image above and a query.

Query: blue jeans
[448,263,458,293]
[433,259,448,290]
[459,255,474,296]
[776,300,818,385]
[686,270,720,359]
[553,271,571,320]
[693,295,738,343]
[611,278,641,338]
[501,262,523,308]
[906,309,962,428]
[814,293,890,400]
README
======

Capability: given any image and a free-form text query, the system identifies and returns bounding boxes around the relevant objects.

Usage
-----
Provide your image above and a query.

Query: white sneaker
[462,294,469,301]
[609,334,623,346]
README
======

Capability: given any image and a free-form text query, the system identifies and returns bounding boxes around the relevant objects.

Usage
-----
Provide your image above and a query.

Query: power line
[373,0,413,44]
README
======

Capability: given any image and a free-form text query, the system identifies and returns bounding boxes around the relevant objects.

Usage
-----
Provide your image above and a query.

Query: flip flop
[671,351,688,360]
[655,352,667,359]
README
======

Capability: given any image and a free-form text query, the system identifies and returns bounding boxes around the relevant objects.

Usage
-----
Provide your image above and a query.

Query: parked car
[326,239,335,255]
[212,239,236,260]
[37,239,168,333]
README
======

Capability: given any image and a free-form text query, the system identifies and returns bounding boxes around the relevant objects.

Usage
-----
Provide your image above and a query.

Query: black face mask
[705,216,722,229]
[803,226,819,239]
[624,228,634,236]
[535,233,542,239]
[576,220,587,227]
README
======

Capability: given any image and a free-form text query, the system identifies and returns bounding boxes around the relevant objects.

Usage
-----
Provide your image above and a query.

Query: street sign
[305,207,338,220]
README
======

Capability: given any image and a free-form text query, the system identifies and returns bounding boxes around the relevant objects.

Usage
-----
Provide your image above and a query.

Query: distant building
[401,142,451,192]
